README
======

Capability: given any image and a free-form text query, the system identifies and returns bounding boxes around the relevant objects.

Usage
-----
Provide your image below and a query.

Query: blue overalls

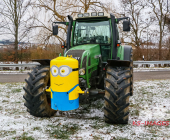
[51,84,79,111]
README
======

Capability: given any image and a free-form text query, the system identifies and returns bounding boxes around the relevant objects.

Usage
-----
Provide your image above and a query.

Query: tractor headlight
[79,68,85,75]
[91,12,97,16]
[78,14,83,17]
[84,13,89,17]
[98,12,104,16]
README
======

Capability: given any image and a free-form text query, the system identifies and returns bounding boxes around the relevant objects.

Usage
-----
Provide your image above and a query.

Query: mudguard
[123,45,132,61]
[107,45,132,67]
[107,59,130,67]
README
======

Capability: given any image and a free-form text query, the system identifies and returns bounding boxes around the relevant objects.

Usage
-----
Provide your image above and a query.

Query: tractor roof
[73,12,110,20]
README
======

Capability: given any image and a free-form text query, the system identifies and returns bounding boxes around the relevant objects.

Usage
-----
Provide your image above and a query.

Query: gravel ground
[0,80,170,140]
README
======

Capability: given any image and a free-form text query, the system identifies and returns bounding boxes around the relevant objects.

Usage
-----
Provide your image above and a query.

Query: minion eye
[51,66,58,77]
[59,66,71,76]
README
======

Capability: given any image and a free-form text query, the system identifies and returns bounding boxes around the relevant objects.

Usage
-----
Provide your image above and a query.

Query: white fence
[0,61,170,70]
[133,61,170,67]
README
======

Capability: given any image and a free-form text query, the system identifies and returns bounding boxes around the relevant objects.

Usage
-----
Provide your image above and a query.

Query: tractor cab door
[100,45,111,62]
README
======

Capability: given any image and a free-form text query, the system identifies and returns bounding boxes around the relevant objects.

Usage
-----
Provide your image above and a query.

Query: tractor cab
[53,12,130,62]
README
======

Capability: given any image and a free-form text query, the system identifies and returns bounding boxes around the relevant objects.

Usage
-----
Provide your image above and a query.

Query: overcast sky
[0,0,169,44]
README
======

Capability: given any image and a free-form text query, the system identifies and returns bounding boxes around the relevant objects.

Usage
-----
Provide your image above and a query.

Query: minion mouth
[54,83,64,86]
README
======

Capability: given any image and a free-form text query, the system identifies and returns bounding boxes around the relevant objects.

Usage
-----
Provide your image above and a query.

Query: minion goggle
[51,65,78,77]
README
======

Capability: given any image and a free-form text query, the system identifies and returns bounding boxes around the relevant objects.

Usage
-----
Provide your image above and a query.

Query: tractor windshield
[73,20,111,45]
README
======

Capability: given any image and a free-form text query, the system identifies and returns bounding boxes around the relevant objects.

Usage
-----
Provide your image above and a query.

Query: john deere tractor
[23,12,133,124]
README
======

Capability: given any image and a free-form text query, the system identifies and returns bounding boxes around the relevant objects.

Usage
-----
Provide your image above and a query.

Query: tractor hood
[65,44,101,68]
[69,44,100,51]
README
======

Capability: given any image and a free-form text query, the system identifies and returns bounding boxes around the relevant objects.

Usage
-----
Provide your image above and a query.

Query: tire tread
[104,66,131,124]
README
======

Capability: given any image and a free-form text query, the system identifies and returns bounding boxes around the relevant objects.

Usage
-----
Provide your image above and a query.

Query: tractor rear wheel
[104,66,131,124]
[23,65,56,117]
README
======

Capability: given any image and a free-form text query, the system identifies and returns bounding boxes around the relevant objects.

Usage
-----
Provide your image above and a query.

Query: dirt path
[1,71,170,83]
[133,71,170,81]
[0,74,27,83]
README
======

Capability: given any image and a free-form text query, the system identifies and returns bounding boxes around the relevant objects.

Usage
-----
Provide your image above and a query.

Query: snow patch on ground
[0,80,170,139]
[0,70,30,74]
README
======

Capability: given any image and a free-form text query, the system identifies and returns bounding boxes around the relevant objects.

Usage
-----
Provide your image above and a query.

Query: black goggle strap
[72,68,79,71]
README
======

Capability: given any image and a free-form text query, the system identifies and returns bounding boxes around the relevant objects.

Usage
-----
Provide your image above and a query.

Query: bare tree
[165,37,170,59]
[165,15,170,30]
[0,0,32,63]
[31,0,110,44]
[147,0,169,60]
[165,14,170,60]
[121,0,151,59]
[63,0,109,13]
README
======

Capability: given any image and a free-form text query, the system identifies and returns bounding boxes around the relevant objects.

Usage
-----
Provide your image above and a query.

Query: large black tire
[23,65,56,117]
[104,66,131,124]
[130,49,133,96]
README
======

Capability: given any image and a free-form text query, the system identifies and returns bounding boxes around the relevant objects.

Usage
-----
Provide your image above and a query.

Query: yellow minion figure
[48,56,84,111]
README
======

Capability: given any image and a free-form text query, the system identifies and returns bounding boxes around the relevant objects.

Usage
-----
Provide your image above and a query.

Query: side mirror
[123,21,130,31]
[53,24,58,35]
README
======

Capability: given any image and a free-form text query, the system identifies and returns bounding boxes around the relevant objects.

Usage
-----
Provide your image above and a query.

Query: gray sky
[0,0,169,44]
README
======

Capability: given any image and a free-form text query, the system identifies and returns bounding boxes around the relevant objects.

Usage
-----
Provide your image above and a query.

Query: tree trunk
[14,32,18,64]
[159,28,162,60]
[14,0,19,70]
[14,0,18,63]
[85,0,87,12]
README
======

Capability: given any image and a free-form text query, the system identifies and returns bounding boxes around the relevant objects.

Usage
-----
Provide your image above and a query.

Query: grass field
[0,80,170,140]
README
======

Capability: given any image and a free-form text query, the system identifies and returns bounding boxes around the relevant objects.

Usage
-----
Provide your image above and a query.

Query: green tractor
[23,12,133,124]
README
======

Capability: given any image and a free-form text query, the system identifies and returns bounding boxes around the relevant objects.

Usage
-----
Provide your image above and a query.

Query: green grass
[166,119,170,122]
[129,103,135,107]
[0,130,16,137]
[6,95,10,98]
[131,109,139,116]
[2,100,9,103]
[129,103,141,110]
[6,84,13,88]
[16,101,21,103]
[147,127,159,137]
[140,87,153,95]
[10,109,21,114]
[165,93,170,98]
[93,135,103,140]
[90,121,111,129]
[12,132,34,140]
[12,88,22,93]
[114,137,130,140]
[166,110,170,114]
[33,127,41,131]
[147,86,155,89]
[46,123,80,139]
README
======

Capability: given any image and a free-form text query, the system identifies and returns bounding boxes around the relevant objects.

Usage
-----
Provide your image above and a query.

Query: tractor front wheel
[23,65,56,117]
[104,66,131,124]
